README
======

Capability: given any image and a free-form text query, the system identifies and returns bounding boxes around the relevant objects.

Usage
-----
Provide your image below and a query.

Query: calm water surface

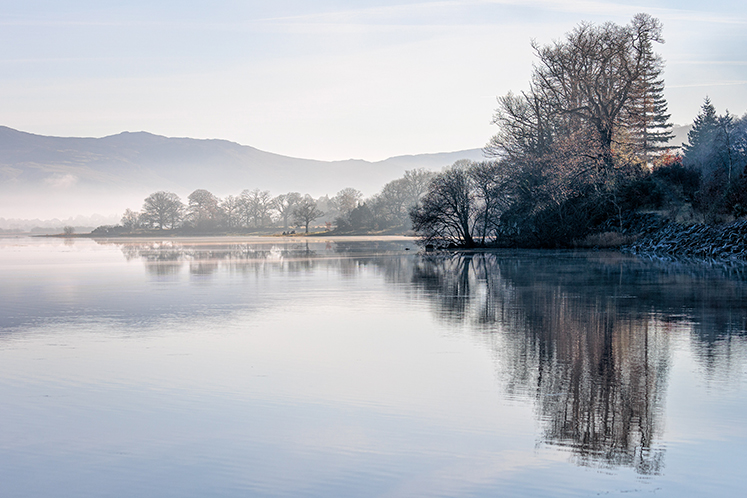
[1,236,746,497]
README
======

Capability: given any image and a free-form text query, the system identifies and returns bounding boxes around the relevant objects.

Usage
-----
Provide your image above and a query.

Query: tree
[469,161,513,245]
[376,169,437,227]
[273,192,302,229]
[141,191,184,229]
[239,189,273,228]
[187,189,222,229]
[342,202,376,231]
[683,98,721,178]
[120,208,140,230]
[623,44,674,164]
[332,188,363,217]
[292,195,324,233]
[376,178,411,226]
[482,14,672,245]
[63,226,75,236]
[402,168,437,200]
[410,163,478,248]
[506,14,663,173]
[683,101,747,219]
[220,195,242,229]
[485,88,557,161]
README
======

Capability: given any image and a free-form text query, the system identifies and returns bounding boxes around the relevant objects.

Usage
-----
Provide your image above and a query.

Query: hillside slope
[0,126,484,219]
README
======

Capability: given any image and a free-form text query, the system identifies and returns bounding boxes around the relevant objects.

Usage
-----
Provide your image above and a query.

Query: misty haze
[2,2,747,498]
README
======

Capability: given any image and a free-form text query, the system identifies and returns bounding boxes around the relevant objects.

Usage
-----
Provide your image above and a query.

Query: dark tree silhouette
[292,195,324,233]
[410,163,478,247]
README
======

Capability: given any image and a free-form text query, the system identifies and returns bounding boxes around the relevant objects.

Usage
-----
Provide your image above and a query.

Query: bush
[652,163,700,203]
[91,225,128,236]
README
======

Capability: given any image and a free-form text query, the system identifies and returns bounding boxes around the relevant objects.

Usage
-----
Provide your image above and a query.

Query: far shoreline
[35,232,419,244]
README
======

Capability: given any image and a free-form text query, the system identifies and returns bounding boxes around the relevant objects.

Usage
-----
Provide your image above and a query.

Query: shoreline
[28,217,747,266]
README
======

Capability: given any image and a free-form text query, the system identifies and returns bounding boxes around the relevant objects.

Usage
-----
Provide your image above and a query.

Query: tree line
[411,13,747,248]
[101,168,435,235]
[100,13,746,245]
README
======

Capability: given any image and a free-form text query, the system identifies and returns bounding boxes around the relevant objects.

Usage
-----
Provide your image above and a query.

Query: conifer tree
[682,97,720,172]
[623,38,674,165]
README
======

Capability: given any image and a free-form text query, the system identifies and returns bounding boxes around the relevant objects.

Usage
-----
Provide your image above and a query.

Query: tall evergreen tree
[622,35,674,165]
[682,97,720,172]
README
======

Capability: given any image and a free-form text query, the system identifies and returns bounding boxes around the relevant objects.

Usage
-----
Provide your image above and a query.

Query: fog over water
[1,237,746,496]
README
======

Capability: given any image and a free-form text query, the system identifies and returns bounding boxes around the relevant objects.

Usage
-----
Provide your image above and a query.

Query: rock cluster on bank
[623,216,747,261]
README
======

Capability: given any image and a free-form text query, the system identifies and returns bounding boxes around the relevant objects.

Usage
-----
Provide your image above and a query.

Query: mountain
[0,126,484,219]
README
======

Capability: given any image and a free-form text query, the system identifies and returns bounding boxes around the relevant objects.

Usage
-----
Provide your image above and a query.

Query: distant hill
[0,126,484,219]
[0,124,692,222]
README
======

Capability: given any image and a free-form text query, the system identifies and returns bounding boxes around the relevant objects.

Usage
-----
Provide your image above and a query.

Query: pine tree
[682,97,719,172]
[623,31,674,165]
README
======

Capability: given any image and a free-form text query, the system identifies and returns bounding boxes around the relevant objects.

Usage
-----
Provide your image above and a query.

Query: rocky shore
[622,215,747,262]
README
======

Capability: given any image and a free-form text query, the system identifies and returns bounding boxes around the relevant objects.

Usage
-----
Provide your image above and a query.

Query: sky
[1,0,746,161]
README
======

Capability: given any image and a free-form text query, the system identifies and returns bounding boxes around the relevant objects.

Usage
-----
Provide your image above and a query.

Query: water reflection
[396,253,667,473]
[116,240,321,277]
[386,251,747,475]
[4,238,747,485]
[108,239,413,278]
[102,242,747,475]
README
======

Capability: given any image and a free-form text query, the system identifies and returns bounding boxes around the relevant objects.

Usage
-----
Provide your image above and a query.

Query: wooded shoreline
[39,218,747,265]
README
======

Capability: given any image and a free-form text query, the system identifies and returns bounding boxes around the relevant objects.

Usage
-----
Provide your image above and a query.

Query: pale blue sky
[2,0,745,160]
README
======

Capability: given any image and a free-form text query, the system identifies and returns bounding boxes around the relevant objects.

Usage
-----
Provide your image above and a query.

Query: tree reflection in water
[405,251,747,475]
[115,240,320,277]
[106,240,747,475]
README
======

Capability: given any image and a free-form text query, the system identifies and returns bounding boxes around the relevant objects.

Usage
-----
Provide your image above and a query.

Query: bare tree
[240,189,273,228]
[120,208,140,230]
[402,168,436,200]
[488,14,666,174]
[469,161,513,245]
[220,195,241,229]
[332,188,363,217]
[410,164,478,247]
[292,195,325,233]
[141,191,184,230]
[187,189,222,229]
[531,14,664,171]
[273,192,302,229]
[410,161,515,247]
[376,168,437,227]
[485,88,558,161]
[377,178,411,225]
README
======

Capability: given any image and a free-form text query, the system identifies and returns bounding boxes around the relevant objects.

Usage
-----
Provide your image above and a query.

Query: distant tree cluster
[117,189,325,234]
[106,168,435,235]
[332,169,435,232]
[411,14,747,248]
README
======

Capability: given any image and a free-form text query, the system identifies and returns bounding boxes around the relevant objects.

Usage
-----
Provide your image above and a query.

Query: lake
[1,236,746,497]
